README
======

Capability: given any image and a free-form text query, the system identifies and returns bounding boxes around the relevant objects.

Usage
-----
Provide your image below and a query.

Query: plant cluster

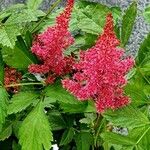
[0,0,150,150]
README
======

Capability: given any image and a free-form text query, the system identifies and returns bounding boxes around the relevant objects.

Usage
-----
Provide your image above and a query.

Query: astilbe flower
[28,0,75,84]
[62,14,134,113]
[4,67,22,93]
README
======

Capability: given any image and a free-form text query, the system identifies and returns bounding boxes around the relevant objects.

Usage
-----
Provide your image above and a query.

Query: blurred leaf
[0,51,4,85]
[60,127,75,146]
[101,132,135,146]
[101,125,150,150]
[0,87,8,131]
[136,33,150,67]
[8,92,39,114]
[0,124,12,141]
[75,131,93,150]
[27,0,43,10]
[19,101,53,150]
[143,6,150,23]
[125,76,150,107]
[45,81,96,113]
[121,2,137,47]
[12,141,21,150]
[48,111,67,131]
[60,100,96,113]
[103,106,150,129]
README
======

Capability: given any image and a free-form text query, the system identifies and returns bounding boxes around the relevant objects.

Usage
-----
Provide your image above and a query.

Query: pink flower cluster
[29,0,75,84]
[62,14,134,113]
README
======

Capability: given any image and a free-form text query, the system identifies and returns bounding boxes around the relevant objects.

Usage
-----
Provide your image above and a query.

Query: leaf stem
[136,126,150,145]
[31,0,62,32]
[94,118,104,147]
[5,82,45,88]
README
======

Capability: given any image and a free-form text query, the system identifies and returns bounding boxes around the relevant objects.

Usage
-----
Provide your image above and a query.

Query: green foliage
[0,87,8,131]
[0,24,20,49]
[0,124,12,141]
[60,127,75,146]
[121,2,137,47]
[8,92,39,114]
[0,3,44,48]
[19,101,53,150]
[104,106,150,129]
[143,5,150,23]
[75,131,93,150]
[27,0,43,10]
[45,81,96,113]
[0,51,4,84]
[48,111,67,131]
[2,39,36,69]
[101,125,150,150]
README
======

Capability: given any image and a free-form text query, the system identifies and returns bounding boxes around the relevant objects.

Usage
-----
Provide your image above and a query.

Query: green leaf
[0,24,20,48]
[101,132,135,147]
[75,131,93,150]
[45,81,78,104]
[48,111,66,131]
[143,6,150,23]
[125,76,150,107]
[60,100,96,113]
[19,101,53,150]
[2,40,34,69]
[45,81,96,113]
[8,92,39,115]
[0,124,12,141]
[12,141,21,150]
[5,9,45,27]
[27,0,43,10]
[136,33,150,67]
[103,106,150,129]
[0,50,4,85]
[101,125,150,150]
[0,87,8,131]
[121,2,137,47]
[60,127,75,146]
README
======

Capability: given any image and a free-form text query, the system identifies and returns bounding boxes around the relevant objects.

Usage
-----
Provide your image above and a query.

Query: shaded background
[0,0,150,55]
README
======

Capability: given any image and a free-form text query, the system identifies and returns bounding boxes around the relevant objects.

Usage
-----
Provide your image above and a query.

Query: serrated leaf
[0,124,12,141]
[8,92,39,114]
[27,0,43,10]
[5,9,40,26]
[121,2,137,47]
[2,40,34,69]
[103,106,150,129]
[0,24,20,48]
[75,131,93,150]
[60,127,74,146]
[143,6,150,23]
[0,87,8,131]
[19,101,53,150]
